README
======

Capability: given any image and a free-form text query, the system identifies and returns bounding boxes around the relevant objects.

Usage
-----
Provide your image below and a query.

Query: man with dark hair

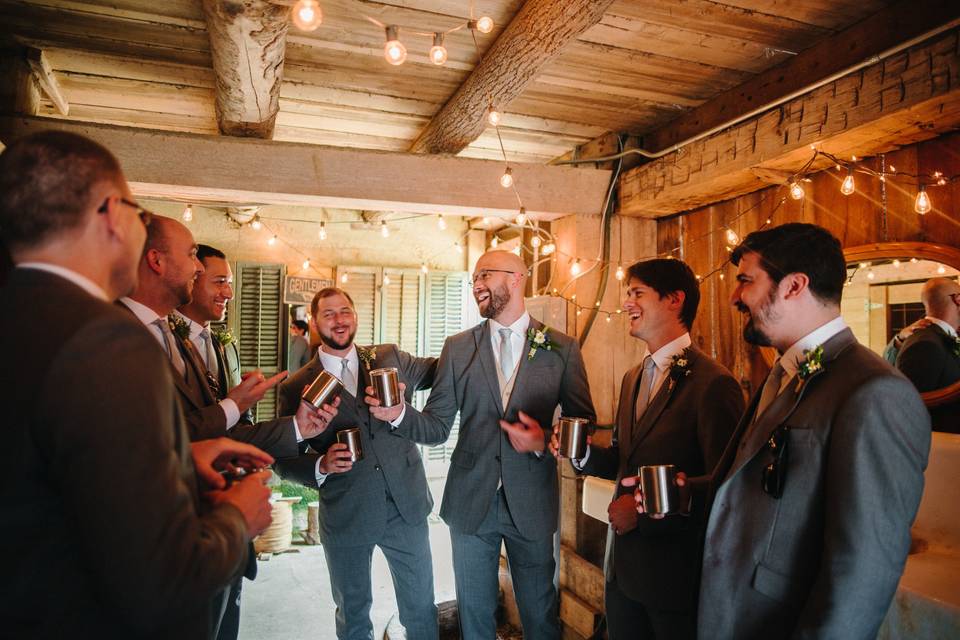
[0,130,275,638]
[278,286,440,639]
[289,318,312,371]
[553,258,742,639]
[631,223,930,639]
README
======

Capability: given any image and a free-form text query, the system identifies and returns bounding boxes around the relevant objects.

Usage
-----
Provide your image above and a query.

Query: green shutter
[234,262,285,421]
[381,271,422,355]
[339,271,376,347]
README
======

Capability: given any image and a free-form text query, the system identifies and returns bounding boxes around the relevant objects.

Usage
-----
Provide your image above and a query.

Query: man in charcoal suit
[277,287,440,639]
[375,250,596,640]
[554,258,742,639]
[122,220,332,639]
[631,224,930,639]
[0,130,274,638]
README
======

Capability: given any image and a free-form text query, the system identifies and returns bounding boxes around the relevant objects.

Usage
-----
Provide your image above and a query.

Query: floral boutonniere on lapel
[167,314,190,340]
[526,327,556,361]
[952,336,960,358]
[211,325,235,347]
[357,345,377,370]
[667,349,692,391]
[795,345,824,392]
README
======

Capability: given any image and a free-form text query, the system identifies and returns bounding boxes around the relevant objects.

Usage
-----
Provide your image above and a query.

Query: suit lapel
[626,348,695,460]
[475,322,505,417]
[615,365,643,455]
[355,349,372,427]
[503,318,543,417]
[177,334,218,406]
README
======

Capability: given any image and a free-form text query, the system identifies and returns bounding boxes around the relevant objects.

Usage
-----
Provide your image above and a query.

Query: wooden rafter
[408,0,615,155]
[25,47,68,115]
[200,0,289,138]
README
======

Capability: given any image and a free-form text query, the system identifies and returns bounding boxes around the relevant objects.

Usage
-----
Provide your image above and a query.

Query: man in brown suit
[0,130,274,638]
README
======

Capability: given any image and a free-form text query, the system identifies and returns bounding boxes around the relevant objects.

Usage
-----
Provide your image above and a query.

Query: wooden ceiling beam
[25,47,68,116]
[408,0,615,155]
[200,0,289,138]
[618,28,960,218]
[0,116,612,218]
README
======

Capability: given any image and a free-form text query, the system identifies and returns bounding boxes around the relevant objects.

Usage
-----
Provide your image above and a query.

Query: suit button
[495,455,501,462]
[370,433,375,440]
[375,464,381,471]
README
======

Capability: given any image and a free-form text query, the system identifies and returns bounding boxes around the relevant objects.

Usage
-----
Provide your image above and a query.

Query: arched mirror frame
[844,242,960,408]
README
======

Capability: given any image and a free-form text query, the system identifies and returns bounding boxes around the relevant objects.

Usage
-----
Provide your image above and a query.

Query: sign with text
[284,275,334,305]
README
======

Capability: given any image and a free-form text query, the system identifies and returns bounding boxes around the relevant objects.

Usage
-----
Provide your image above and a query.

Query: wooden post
[0,48,40,117]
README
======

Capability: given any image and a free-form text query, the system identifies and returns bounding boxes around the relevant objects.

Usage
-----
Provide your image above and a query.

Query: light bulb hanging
[938,264,947,275]
[500,167,513,188]
[380,220,390,237]
[302,258,311,270]
[530,235,542,248]
[915,185,932,214]
[383,26,407,66]
[789,181,805,200]
[429,32,448,66]
[515,207,526,226]
[383,274,391,286]
[542,243,555,256]
[181,203,193,222]
[421,263,429,274]
[437,214,447,230]
[724,228,740,246]
[455,241,463,254]
[250,216,262,231]
[570,259,581,276]
[841,168,855,196]
[475,16,494,33]
[491,236,499,248]
[615,264,625,281]
[340,272,349,284]
[318,221,327,240]
[487,108,501,127]
[268,234,277,246]
[291,0,322,31]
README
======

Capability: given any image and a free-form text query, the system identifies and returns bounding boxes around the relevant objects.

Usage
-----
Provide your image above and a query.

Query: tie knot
[154,317,169,331]
[643,355,656,372]
[499,328,511,340]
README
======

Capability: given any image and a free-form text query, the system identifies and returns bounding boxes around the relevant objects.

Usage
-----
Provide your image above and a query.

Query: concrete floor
[240,481,455,640]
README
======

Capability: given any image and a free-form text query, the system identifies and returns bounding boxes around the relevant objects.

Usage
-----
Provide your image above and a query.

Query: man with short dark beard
[375,250,595,640]
[277,287,440,640]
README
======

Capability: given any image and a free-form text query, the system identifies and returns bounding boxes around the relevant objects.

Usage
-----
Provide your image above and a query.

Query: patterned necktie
[754,360,786,421]
[154,318,186,377]
[634,356,657,420]
[340,357,357,397]
[498,328,515,382]
[199,327,220,379]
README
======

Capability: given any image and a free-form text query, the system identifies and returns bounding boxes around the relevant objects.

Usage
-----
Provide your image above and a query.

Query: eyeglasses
[98,197,154,227]
[761,425,789,499]
[471,269,517,284]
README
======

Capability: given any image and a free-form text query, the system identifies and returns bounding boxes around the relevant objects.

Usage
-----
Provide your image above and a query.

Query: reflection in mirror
[841,258,960,357]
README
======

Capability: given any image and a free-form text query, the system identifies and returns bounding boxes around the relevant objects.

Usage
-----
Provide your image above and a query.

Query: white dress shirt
[118,297,169,351]
[489,312,531,408]
[926,316,958,339]
[173,311,240,429]
[777,316,848,394]
[18,263,109,301]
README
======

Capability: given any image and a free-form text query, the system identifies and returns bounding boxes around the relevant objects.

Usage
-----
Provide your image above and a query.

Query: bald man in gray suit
[371,250,596,640]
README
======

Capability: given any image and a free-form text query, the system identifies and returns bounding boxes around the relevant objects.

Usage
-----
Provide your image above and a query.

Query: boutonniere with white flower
[526,327,556,360]
[667,349,692,391]
[357,345,376,370]
[795,345,824,392]
[167,314,190,340]
[211,325,235,346]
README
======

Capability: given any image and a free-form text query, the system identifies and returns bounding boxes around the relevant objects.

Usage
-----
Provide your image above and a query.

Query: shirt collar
[780,316,848,379]
[119,296,164,327]
[318,344,359,374]
[17,263,110,301]
[647,332,692,372]
[489,311,531,337]
[926,316,958,338]
[174,310,206,340]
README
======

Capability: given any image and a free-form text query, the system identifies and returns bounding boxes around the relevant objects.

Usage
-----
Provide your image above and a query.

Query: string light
[515,207,526,225]
[383,274,391,286]
[250,215,262,231]
[429,32,448,65]
[383,26,406,66]
[938,264,947,275]
[455,241,463,254]
[302,258,311,270]
[531,235,542,248]
[570,259,581,276]
[841,168,855,196]
[615,264,625,281]
[268,234,277,246]
[474,16,494,33]
[437,214,447,230]
[500,167,514,188]
[487,109,501,127]
[511,246,521,256]
[892,259,901,268]
[542,243,555,256]
[421,263,429,274]
[789,181,805,200]
[291,0,322,31]
[381,220,390,237]
[481,216,490,227]
[340,272,349,283]
[724,228,740,246]
[491,236,499,248]
[915,185,931,214]
[318,221,327,240]
[866,269,875,280]
[181,203,193,222]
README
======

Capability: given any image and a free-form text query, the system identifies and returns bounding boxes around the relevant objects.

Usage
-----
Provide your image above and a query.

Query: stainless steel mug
[557,417,591,459]
[301,370,343,409]
[639,464,680,516]
[369,367,401,408]
[336,427,364,462]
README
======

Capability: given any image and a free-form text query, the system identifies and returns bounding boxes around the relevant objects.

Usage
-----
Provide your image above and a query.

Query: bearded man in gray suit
[374,250,596,640]
[631,224,930,639]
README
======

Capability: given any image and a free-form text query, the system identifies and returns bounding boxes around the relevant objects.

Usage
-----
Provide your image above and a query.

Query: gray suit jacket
[698,328,931,640]
[580,347,743,613]
[275,345,437,546]
[395,318,596,539]
[2,269,247,639]
[896,324,960,433]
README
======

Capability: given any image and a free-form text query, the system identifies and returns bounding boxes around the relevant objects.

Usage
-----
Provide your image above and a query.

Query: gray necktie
[754,360,786,421]
[340,357,357,397]
[199,327,219,378]
[634,356,657,420]
[498,328,515,381]
[154,318,186,377]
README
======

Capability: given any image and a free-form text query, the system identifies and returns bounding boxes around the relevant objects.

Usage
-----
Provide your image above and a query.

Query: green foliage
[276,479,318,512]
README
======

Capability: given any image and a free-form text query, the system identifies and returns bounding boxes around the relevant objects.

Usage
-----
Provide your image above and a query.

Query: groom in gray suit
[642,224,930,639]
[375,250,595,639]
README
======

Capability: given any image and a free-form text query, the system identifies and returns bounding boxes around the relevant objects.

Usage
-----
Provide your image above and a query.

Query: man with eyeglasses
[373,250,595,639]
[0,130,276,637]
[630,224,929,640]
[892,277,960,433]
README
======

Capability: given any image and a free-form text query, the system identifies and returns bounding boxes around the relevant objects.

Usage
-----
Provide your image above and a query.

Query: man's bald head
[478,250,528,277]
[921,277,960,325]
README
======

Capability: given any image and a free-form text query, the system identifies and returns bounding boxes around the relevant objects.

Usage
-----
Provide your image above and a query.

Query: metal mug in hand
[639,464,680,516]
[369,367,401,408]
[557,417,591,459]
[302,370,343,409]
[336,427,364,462]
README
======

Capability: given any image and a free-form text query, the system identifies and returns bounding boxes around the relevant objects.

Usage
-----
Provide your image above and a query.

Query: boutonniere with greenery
[167,314,190,340]
[795,345,824,392]
[526,327,556,360]
[357,345,376,370]
[211,325,235,346]
[667,349,692,391]
[953,336,960,358]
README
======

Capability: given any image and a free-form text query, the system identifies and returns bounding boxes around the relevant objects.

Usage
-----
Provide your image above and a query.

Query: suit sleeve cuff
[220,399,240,430]
[571,446,591,470]
[292,416,304,443]
[388,404,407,429]
[314,456,328,486]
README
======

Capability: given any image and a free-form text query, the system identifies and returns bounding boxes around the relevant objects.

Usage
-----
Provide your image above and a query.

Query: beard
[738,288,780,346]
[478,282,511,320]
[319,326,356,351]
[175,279,193,307]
